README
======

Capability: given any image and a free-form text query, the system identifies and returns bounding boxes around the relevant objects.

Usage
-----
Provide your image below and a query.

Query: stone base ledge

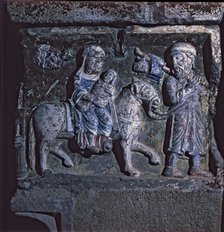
[11,174,223,232]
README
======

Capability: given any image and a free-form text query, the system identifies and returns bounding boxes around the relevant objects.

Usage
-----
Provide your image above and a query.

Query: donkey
[28,101,75,175]
[114,47,170,177]
[115,80,161,177]
[29,80,161,177]
[29,95,119,175]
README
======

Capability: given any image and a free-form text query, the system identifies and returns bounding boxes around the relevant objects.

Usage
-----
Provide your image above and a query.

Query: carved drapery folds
[14,25,223,179]
[8,2,224,232]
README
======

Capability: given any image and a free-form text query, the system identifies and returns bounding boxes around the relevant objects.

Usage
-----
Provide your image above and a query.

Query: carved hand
[82,93,93,102]
[183,85,193,96]
[105,85,115,95]
[188,76,201,87]
[151,97,160,111]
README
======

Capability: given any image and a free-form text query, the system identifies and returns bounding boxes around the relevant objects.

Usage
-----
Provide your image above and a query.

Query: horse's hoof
[42,169,53,176]
[63,159,74,168]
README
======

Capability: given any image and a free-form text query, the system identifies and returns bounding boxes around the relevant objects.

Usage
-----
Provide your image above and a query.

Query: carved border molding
[7,2,224,25]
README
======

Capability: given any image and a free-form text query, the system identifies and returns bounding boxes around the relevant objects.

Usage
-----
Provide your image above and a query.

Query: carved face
[103,70,117,85]
[84,56,104,75]
[171,52,194,78]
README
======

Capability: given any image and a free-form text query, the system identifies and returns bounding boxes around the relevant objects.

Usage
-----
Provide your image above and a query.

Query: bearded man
[162,42,211,177]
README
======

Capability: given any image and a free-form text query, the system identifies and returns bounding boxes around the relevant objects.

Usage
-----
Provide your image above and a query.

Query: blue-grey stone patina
[7,2,224,232]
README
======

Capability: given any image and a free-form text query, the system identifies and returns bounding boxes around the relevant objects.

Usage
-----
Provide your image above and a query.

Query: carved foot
[162,166,183,178]
[88,146,100,154]
[124,166,141,177]
[102,140,113,153]
[188,168,213,177]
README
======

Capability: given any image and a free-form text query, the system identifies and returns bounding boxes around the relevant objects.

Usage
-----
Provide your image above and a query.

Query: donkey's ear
[131,81,141,95]
[131,82,137,95]
[134,47,144,58]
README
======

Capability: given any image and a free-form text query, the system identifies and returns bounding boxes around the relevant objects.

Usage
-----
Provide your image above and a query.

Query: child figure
[81,69,118,150]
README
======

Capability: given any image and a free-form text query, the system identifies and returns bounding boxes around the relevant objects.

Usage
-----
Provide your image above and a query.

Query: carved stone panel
[16,25,223,178]
[6,2,224,232]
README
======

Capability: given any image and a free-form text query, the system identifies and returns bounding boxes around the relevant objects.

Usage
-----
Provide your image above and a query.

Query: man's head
[170,42,196,78]
[82,45,105,75]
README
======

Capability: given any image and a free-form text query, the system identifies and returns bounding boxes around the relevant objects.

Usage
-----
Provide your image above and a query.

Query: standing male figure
[162,42,211,177]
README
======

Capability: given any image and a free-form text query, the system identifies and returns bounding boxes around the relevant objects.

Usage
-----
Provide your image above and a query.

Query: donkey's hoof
[63,158,74,168]
[42,169,53,176]
[125,168,141,177]
[149,155,161,165]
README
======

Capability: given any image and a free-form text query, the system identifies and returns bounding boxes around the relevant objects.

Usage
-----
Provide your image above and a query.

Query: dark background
[1,1,224,231]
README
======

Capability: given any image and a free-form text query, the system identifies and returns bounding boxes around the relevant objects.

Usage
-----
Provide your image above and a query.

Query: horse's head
[130,81,160,105]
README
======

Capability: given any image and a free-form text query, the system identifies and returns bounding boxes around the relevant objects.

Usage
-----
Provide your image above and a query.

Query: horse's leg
[39,139,52,174]
[121,139,141,177]
[132,141,161,165]
[51,140,74,167]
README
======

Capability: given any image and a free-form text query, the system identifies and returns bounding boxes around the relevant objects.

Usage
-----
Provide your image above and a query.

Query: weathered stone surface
[6,2,224,232]
[18,25,222,177]
[11,174,223,232]
[7,1,224,25]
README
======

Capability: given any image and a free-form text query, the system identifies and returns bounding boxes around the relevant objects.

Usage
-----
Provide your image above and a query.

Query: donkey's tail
[28,116,36,170]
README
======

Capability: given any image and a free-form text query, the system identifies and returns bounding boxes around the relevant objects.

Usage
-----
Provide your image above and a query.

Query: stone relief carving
[70,45,117,154]
[14,35,223,179]
[115,80,161,177]
[8,3,224,232]
[36,44,75,69]
[161,42,212,177]
[25,45,164,176]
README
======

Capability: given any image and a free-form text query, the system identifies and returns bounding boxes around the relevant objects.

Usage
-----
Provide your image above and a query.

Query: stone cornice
[7,2,224,25]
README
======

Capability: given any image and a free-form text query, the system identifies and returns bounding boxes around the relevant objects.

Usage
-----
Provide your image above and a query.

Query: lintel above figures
[7,1,224,25]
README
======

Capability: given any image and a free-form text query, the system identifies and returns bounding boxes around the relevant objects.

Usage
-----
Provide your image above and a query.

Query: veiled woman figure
[71,45,115,153]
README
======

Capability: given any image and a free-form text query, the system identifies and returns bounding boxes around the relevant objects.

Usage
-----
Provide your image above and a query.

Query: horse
[115,80,161,177]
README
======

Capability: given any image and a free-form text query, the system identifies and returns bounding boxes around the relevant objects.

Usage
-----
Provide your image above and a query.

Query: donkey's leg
[51,140,74,167]
[132,141,161,165]
[121,139,141,177]
[39,140,52,174]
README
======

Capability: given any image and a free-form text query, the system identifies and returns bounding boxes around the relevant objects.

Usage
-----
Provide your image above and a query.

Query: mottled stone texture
[7,2,224,232]
[7,2,224,25]
[11,174,223,232]
[18,25,222,176]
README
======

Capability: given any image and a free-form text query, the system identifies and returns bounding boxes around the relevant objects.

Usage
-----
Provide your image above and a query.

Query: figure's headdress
[82,45,105,58]
[171,42,196,57]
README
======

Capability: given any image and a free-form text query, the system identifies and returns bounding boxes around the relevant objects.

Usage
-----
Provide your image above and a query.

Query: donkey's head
[132,47,151,74]
[131,81,160,105]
